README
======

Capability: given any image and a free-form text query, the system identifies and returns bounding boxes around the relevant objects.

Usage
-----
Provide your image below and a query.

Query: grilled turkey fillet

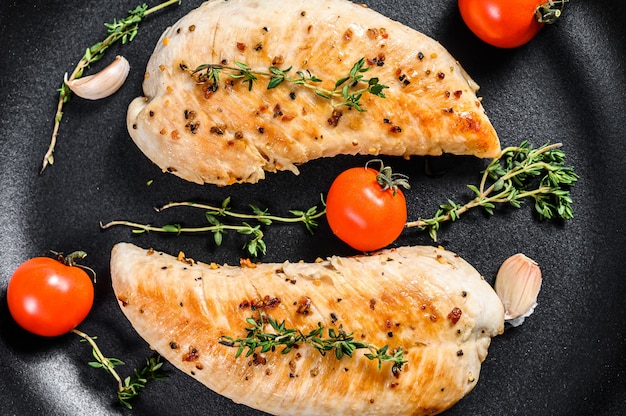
[111,242,504,415]
[127,0,501,186]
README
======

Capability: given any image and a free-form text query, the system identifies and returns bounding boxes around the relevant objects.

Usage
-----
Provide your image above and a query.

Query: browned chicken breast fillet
[127,0,501,186]
[111,242,505,415]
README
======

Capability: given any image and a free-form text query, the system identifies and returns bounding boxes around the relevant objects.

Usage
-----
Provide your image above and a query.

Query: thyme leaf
[406,141,579,241]
[73,329,166,409]
[41,0,181,173]
[190,57,388,113]
[100,196,326,257]
[219,312,407,377]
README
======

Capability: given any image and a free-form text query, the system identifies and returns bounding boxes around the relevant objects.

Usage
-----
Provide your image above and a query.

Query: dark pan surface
[1,1,625,415]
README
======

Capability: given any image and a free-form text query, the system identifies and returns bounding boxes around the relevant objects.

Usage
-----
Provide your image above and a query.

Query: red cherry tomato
[7,254,94,337]
[326,162,408,252]
[459,0,546,48]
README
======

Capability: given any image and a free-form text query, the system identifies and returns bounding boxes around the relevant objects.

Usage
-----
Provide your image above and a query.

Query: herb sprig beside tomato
[326,142,577,250]
[6,250,166,408]
[458,0,569,48]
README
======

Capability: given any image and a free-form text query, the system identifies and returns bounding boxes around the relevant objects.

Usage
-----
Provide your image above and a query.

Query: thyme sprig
[406,141,578,241]
[73,329,166,409]
[191,57,388,112]
[41,0,181,173]
[219,313,407,377]
[100,196,326,257]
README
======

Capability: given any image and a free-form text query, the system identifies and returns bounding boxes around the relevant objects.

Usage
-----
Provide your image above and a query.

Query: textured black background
[1,0,625,415]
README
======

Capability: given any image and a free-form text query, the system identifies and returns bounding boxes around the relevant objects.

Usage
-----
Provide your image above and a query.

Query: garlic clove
[64,55,130,100]
[494,253,542,326]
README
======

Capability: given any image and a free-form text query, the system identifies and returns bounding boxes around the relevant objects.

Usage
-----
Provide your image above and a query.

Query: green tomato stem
[536,0,569,24]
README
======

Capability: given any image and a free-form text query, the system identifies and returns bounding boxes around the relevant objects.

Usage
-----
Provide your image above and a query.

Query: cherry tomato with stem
[7,251,95,337]
[326,160,410,252]
[458,0,569,48]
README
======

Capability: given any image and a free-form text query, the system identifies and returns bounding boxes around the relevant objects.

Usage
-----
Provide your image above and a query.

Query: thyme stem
[406,141,578,241]
[72,329,166,409]
[157,200,327,226]
[220,312,407,377]
[100,196,325,257]
[72,328,124,389]
[100,219,239,234]
[41,0,181,173]
[191,57,388,112]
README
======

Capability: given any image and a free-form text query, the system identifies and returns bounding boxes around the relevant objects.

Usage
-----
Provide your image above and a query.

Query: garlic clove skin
[494,253,542,326]
[64,55,130,100]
